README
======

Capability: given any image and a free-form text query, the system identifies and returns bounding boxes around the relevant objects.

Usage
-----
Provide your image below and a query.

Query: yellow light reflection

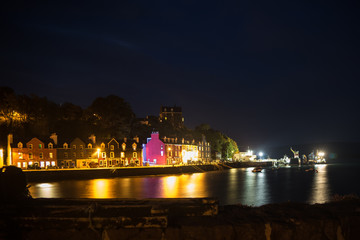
[31,183,59,198]
[163,176,178,198]
[309,165,329,204]
[90,179,111,198]
[182,173,205,197]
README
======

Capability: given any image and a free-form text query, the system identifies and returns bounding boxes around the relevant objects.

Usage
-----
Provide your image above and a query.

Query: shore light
[259,152,263,157]
[318,152,325,157]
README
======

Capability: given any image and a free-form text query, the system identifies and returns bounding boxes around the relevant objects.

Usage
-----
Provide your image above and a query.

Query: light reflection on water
[29,164,355,206]
[309,165,330,204]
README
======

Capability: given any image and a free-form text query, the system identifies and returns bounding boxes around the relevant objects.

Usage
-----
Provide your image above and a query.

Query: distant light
[38,183,52,188]
[318,152,325,157]
[259,152,263,157]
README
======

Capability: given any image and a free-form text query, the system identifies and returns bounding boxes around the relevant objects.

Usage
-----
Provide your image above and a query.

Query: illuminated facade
[154,135,212,165]
[58,137,143,168]
[57,138,93,168]
[144,132,166,165]
[11,137,57,169]
[122,138,142,166]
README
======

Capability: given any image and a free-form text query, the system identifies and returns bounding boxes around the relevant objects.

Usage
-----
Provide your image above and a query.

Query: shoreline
[24,161,272,182]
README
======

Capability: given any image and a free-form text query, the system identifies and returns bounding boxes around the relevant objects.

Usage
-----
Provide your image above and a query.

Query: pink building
[144,132,166,165]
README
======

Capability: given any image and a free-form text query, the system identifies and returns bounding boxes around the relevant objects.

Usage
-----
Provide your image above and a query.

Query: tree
[86,95,135,139]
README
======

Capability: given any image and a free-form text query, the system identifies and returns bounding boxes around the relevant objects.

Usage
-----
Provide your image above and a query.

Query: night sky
[1,1,360,149]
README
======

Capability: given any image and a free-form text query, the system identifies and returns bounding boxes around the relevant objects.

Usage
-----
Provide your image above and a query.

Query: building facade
[10,137,57,169]
[159,106,184,128]
[143,132,166,165]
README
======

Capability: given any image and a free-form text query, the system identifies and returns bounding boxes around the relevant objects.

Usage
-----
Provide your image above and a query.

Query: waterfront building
[157,135,212,165]
[143,132,166,165]
[9,135,57,169]
[180,139,199,164]
[159,106,184,128]
[233,149,257,161]
[163,137,182,165]
[119,137,143,167]
[57,137,87,168]
[198,135,211,163]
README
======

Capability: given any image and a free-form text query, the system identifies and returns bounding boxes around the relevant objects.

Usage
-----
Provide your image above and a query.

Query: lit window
[64,143,68,149]
[132,143,137,151]
[100,160,103,166]
[40,161,45,168]
[29,161,33,166]
[110,145,114,150]
[102,152,106,158]
[18,142,23,149]
[51,161,55,166]
[39,144,42,149]
[19,152,23,159]
[49,152,53,158]
[122,143,126,151]
[48,143,53,149]
[110,152,114,158]
[88,143,92,149]
[133,152,137,158]
[161,151,163,156]
[121,152,125,158]
[17,162,21,168]
[29,153,33,159]
[101,143,105,149]
[46,161,50,167]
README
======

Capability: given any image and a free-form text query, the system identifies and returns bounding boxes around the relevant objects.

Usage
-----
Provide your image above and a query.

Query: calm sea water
[28,161,360,206]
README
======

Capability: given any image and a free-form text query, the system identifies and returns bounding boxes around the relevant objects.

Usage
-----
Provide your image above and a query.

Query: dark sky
[1,0,360,149]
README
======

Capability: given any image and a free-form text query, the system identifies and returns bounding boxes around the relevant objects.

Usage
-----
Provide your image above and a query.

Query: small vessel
[252,166,262,172]
[305,167,318,173]
[308,150,326,164]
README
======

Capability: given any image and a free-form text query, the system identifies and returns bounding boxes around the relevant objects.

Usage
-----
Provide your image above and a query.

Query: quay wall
[24,162,273,182]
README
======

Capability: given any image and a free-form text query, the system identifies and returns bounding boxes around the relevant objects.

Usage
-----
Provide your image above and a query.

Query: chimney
[151,132,159,140]
[7,134,13,165]
[50,133,58,145]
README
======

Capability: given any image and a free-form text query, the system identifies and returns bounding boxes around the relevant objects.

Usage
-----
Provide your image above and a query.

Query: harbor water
[29,161,360,206]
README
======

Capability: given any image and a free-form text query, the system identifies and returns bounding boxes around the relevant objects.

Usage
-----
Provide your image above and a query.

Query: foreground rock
[0,197,359,240]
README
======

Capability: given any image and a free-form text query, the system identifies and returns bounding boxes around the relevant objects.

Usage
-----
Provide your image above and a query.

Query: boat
[305,167,318,173]
[308,150,326,164]
[252,166,262,172]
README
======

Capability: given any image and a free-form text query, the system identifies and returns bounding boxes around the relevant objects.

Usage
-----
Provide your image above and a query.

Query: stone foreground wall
[1,198,359,240]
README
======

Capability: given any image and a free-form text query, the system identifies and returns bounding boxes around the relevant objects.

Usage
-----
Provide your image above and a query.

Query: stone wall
[1,198,359,240]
